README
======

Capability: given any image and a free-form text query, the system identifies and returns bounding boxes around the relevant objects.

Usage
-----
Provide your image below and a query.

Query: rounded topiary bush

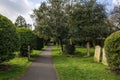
[104,30,120,74]
[35,36,44,50]
[0,14,19,63]
[63,44,75,54]
[17,28,36,57]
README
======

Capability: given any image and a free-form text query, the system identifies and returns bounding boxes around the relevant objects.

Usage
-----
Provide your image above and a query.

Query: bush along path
[19,46,58,80]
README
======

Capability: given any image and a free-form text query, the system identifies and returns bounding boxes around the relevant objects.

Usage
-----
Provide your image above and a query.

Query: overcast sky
[0,0,46,27]
[0,0,119,27]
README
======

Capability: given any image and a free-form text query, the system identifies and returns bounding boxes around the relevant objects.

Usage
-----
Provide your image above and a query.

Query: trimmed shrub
[17,28,36,57]
[63,44,75,54]
[35,36,44,50]
[0,14,19,63]
[104,30,120,74]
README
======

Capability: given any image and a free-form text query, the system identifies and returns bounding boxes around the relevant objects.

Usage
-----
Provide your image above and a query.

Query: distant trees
[15,15,32,29]
[15,15,27,27]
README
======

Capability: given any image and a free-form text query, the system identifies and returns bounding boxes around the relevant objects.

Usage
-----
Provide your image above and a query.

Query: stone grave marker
[102,48,108,65]
[94,45,101,62]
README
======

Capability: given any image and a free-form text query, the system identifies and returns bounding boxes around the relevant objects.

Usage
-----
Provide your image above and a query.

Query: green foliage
[17,28,36,57]
[20,44,30,57]
[0,14,19,63]
[71,1,111,41]
[63,44,75,54]
[35,36,44,50]
[15,15,27,28]
[32,0,112,53]
[32,2,52,38]
[105,30,120,74]
[32,0,69,44]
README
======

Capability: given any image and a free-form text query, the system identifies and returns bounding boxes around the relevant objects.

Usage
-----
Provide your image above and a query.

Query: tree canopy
[32,0,112,54]
[15,15,27,28]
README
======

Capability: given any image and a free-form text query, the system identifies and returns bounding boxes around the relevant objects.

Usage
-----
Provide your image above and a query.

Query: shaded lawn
[52,46,120,80]
[0,58,30,80]
[0,47,46,80]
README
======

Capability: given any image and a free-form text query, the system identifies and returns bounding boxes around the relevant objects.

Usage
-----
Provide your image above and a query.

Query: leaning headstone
[94,45,101,62]
[102,48,108,65]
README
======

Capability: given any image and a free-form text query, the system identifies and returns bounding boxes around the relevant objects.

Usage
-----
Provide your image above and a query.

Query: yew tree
[0,14,19,63]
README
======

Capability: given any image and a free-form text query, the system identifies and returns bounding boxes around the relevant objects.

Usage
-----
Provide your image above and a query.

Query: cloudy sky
[0,0,119,26]
[0,0,46,26]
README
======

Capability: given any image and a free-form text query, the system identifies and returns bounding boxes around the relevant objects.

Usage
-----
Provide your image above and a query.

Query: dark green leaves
[0,14,19,63]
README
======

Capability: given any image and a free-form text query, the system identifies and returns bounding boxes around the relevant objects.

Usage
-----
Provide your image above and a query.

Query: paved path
[19,46,58,80]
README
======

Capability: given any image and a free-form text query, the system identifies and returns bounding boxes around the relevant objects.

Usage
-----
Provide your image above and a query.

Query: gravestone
[94,45,101,62]
[102,48,108,65]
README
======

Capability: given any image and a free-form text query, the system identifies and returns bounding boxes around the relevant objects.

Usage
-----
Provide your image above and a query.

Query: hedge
[17,28,36,57]
[35,36,44,50]
[105,30,120,74]
[0,14,19,63]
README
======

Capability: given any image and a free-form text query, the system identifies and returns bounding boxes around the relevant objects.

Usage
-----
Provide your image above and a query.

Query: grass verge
[0,47,47,80]
[52,46,120,80]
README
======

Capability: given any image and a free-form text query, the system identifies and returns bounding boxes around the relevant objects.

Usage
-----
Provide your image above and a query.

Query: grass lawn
[0,47,46,80]
[52,46,120,80]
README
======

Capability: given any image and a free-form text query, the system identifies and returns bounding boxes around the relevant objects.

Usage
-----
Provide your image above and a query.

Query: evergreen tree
[15,15,27,28]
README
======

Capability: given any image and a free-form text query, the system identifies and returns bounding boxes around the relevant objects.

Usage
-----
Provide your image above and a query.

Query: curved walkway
[19,46,58,80]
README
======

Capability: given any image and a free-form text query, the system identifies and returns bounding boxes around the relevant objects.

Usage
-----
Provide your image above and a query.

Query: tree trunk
[92,40,96,48]
[59,38,63,52]
[86,41,90,56]
[70,38,73,45]
[28,45,30,61]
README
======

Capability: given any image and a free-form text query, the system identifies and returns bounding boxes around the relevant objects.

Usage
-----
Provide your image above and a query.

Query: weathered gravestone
[94,45,101,62]
[102,48,108,65]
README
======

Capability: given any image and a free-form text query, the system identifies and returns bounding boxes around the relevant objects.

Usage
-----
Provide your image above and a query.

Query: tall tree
[32,2,52,45]
[15,15,27,28]
[71,0,111,56]
[48,0,69,51]
[32,0,69,52]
